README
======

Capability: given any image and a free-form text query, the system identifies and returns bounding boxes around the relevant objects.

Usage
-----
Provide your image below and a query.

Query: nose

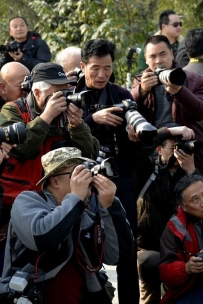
[97,69,105,78]
[155,56,162,64]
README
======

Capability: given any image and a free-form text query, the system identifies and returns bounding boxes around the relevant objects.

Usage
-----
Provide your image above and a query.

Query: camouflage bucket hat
[36,147,94,185]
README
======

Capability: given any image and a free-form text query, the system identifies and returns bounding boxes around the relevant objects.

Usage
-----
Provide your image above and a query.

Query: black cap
[31,62,74,85]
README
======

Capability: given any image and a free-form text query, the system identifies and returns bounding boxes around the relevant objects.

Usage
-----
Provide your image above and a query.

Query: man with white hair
[54,46,82,83]
[0,62,99,227]
[0,61,29,109]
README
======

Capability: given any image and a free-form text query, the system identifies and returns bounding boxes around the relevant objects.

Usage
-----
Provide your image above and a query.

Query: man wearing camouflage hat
[0,147,134,304]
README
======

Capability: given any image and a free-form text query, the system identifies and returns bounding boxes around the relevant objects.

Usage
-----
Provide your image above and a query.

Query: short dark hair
[159,9,176,30]
[143,35,171,53]
[174,174,203,205]
[9,16,28,27]
[81,39,116,63]
[185,28,203,58]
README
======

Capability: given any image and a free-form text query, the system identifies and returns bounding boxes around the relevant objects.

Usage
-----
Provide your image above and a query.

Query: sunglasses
[168,22,183,27]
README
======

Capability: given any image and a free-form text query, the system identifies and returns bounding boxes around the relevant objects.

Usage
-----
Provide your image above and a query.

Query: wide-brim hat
[36,147,95,185]
[31,62,76,85]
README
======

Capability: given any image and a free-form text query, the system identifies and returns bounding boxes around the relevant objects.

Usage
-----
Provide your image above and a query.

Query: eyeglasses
[53,167,75,178]
[168,22,183,27]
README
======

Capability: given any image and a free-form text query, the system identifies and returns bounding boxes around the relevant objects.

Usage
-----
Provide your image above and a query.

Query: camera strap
[136,164,159,204]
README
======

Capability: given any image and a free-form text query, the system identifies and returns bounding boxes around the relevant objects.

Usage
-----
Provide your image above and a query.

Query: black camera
[196,252,203,260]
[96,145,112,164]
[154,67,186,86]
[174,139,203,155]
[0,122,26,144]
[83,157,119,179]
[114,99,157,145]
[0,41,21,53]
[21,74,32,93]
[9,270,43,304]
[61,90,92,109]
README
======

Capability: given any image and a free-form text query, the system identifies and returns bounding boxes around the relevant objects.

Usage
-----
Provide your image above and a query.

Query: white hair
[54,46,81,66]
[32,81,51,92]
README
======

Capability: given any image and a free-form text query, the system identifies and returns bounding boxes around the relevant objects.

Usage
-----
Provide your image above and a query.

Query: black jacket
[0,31,51,71]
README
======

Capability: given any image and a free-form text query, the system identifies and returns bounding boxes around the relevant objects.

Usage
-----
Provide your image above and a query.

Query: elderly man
[0,147,134,304]
[0,16,51,71]
[0,61,29,109]
[159,174,203,304]
[54,46,82,85]
[74,38,139,304]
[131,34,203,174]
[0,62,99,227]
[137,9,183,73]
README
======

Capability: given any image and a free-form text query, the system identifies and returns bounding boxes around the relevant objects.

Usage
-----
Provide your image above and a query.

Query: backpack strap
[136,163,159,204]
[10,98,30,123]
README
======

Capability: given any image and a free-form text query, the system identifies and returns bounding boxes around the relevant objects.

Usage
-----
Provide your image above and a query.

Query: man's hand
[140,71,159,95]
[92,107,123,127]
[40,91,67,124]
[174,149,195,174]
[185,253,203,274]
[168,126,195,140]
[9,49,23,61]
[66,103,83,127]
[92,174,117,208]
[127,125,140,142]
[164,81,182,95]
[0,142,16,164]
[70,165,93,201]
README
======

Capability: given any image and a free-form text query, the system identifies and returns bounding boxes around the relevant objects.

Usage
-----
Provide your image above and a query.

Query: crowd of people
[0,11,203,304]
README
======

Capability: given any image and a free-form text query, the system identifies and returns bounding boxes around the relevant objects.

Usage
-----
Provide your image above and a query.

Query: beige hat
[36,147,95,185]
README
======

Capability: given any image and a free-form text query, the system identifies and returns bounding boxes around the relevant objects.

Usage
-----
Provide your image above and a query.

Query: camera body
[196,252,203,260]
[0,41,21,53]
[154,66,186,86]
[21,75,32,93]
[61,89,92,109]
[113,99,157,145]
[9,270,43,304]
[174,139,203,155]
[83,157,119,179]
[0,122,26,145]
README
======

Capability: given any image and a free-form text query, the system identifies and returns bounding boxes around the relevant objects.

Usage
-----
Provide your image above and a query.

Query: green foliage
[1,0,203,86]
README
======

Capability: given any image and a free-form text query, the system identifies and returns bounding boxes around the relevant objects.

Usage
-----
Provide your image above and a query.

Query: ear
[0,82,6,94]
[49,176,60,189]
[32,88,40,99]
[80,62,85,72]
[180,202,186,212]
[156,145,162,156]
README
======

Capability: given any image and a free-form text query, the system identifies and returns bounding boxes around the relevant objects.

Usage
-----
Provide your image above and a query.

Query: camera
[9,271,43,304]
[0,41,21,53]
[196,252,203,260]
[96,145,112,164]
[154,66,186,86]
[61,89,92,109]
[174,139,203,155]
[0,122,26,145]
[83,157,119,179]
[113,99,157,145]
[21,75,32,93]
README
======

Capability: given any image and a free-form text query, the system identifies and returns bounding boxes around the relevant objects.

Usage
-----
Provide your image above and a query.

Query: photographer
[0,16,51,71]
[0,62,99,229]
[74,38,140,304]
[0,62,29,109]
[128,124,201,304]
[0,147,134,304]
[159,174,203,304]
[131,35,203,174]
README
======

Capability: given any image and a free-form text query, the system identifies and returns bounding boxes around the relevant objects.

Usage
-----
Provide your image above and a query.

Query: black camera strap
[136,164,159,204]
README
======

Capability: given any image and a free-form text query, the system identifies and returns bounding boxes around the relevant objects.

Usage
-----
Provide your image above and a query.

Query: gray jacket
[0,188,134,297]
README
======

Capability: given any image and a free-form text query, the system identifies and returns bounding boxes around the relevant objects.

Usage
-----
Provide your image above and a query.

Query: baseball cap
[31,62,75,85]
[36,147,96,185]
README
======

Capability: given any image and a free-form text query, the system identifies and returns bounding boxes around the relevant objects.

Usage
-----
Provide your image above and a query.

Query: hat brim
[45,78,77,85]
[36,156,96,185]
